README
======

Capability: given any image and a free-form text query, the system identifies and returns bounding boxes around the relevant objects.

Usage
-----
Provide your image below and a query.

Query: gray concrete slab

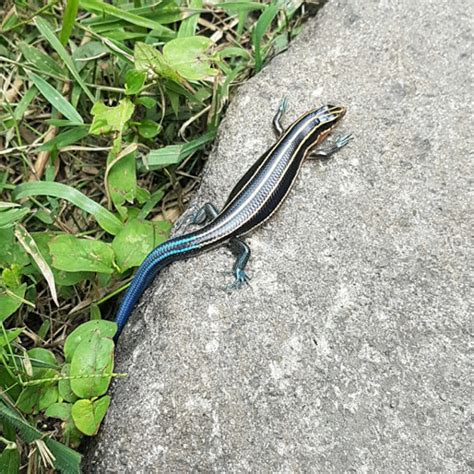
[85,0,473,471]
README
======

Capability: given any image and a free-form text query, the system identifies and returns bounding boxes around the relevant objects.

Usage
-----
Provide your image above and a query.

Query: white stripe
[198,113,321,240]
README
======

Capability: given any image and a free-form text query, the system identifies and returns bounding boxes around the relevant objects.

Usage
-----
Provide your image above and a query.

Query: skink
[114,99,350,341]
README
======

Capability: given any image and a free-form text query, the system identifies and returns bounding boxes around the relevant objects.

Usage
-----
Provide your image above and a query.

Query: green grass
[0,0,310,471]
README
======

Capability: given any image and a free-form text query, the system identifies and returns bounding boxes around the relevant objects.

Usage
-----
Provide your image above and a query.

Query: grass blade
[214,2,267,12]
[37,126,89,152]
[34,17,95,102]
[0,400,81,474]
[0,400,44,444]
[0,208,29,228]
[13,86,37,121]
[15,225,58,307]
[44,438,81,474]
[29,73,84,124]
[60,0,80,45]
[178,0,202,38]
[19,43,66,77]
[252,3,279,72]
[143,130,216,169]
[0,202,20,209]
[79,0,176,37]
[13,182,123,235]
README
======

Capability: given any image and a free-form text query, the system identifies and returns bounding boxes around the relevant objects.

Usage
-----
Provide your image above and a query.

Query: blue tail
[114,236,198,341]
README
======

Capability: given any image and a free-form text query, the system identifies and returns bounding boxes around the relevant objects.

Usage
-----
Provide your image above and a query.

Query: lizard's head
[307,104,346,145]
[314,104,346,126]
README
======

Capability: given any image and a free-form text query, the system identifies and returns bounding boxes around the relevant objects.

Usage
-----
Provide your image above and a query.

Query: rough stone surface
[85,0,472,471]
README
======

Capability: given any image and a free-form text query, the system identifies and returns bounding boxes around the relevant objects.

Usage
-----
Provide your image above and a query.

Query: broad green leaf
[153,220,172,242]
[17,348,59,415]
[70,330,114,398]
[37,126,89,152]
[125,69,146,95]
[0,284,27,322]
[64,320,117,363]
[19,43,65,77]
[163,36,216,81]
[17,384,58,414]
[39,385,59,411]
[16,386,40,414]
[0,207,29,228]
[13,182,123,235]
[58,364,78,402]
[135,96,156,109]
[0,328,23,347]
[107,147,137,216]
[71,395,110,436]
[48,234,115,274]
[32,232,92,286]
[0,445,20,474]
[89,99,135,135]
[32,208,54,225]
[79,0,175,36]
[45,402,72,420]
[134,42,182,83]
[60,0,80,45]
[2,264,22,289]
[28,348,59,376]
[0,229,29,268]
[46,402,83,447]
[112,219,171,272]
[34,17,94,102]
[138,119,161,139]
[143,130,216,168]
[0,367,21,400]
